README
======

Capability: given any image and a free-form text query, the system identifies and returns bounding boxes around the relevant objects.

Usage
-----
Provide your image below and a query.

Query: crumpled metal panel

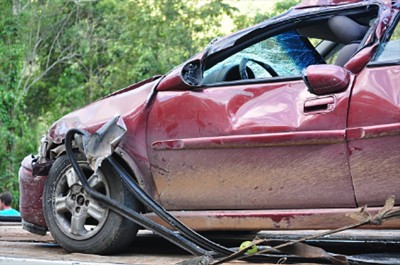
[46,78,160,199]
[19,155,47,228]
[147,78,356,210]
[48,80,152,145]
[79,116,127,171]
[347,65,400,207]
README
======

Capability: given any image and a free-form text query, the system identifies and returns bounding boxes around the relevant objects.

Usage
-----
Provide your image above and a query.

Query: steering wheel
[239,57,278,79]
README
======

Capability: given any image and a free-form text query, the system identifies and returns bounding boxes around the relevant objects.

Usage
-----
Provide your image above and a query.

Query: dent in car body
[20,77,161,230]
[146,78,356,210]
[344,7,400,207]
[347,64,400,207]
[48,77,158,145]
[48,78,161,197]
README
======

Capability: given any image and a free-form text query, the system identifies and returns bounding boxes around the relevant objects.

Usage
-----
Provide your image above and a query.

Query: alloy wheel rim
[53,166,110,240]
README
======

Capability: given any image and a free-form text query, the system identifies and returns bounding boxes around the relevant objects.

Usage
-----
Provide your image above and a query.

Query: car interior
[201,6,379,85]
[299,15,371,66]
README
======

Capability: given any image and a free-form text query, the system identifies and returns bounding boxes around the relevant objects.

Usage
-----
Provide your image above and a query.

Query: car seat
[328,16,369,66]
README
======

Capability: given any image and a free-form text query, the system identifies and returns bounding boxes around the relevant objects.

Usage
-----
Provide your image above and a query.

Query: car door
[347,12,400,207]
[146,28,356,211]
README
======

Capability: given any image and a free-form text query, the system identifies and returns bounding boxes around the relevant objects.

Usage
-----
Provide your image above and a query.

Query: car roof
[296,0,372,8]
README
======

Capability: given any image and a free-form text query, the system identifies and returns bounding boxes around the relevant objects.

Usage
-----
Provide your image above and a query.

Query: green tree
[0,0,28,206]
[102,0,236,89]
[232,0,300,31]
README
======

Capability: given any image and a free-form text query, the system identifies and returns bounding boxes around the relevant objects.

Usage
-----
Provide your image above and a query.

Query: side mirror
[182,59,202,86]
[157,59,203,91]
[303,65,351,95]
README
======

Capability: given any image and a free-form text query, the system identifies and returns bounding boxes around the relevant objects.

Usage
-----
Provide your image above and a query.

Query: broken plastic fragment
[81,115,127,171]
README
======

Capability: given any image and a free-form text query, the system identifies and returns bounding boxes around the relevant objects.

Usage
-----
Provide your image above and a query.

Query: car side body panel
[147,78,356,210]
[347,7,400,207]
[347,65,400,206]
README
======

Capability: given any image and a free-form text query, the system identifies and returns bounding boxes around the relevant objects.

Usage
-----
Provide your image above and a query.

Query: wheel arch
[43,140,155,214]
[112,146,160,212]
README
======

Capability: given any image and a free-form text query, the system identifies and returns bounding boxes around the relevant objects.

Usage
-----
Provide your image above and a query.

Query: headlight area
[19,153,48,235]
[18,133,63,236]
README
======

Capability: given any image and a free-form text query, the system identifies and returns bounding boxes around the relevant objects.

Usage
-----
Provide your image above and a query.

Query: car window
[201,7,380,86]
[373,16,400,63]
[203,30,323,84]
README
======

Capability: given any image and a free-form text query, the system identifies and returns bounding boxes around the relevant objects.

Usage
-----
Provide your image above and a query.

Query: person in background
[0,191,20,216]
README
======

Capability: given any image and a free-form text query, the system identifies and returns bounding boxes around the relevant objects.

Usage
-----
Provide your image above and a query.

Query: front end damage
[19,77,160,235]
[19,128,92,235]
[19,154,48,235]
[19,117,84,235]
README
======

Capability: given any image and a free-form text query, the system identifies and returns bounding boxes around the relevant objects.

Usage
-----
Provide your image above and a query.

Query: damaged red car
[19,0,400,255]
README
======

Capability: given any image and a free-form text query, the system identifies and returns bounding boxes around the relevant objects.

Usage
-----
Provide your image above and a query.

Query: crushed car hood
[48,76,161,144]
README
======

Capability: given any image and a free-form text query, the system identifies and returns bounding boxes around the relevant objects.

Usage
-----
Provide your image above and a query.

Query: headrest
[328,16,369,44]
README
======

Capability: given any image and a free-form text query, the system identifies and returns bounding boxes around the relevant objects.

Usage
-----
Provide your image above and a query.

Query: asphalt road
[1,222,400,265]
[0,222,193,265]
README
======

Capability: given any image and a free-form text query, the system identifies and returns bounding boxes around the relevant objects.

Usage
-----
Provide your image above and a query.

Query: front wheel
[43,153,140,254]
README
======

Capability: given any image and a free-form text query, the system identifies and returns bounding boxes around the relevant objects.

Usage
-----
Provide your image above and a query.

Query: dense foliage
[0,0,298,209]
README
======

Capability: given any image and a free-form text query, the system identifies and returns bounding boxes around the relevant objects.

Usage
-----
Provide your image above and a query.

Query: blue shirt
[0,208,20,216]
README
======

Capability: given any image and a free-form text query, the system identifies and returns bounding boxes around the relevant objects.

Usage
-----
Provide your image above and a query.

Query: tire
[43,153,140,254]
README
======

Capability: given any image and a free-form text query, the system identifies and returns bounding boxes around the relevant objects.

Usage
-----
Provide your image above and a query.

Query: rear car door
[347,12,400,206]
[146,22,356,211]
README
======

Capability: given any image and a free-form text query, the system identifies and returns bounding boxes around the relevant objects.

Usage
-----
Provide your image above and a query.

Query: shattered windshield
[203,30,323,83]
